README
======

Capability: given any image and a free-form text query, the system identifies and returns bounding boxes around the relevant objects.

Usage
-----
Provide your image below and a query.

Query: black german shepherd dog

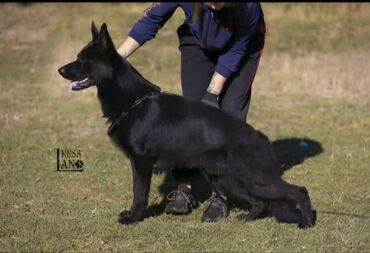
[58,22,315,228]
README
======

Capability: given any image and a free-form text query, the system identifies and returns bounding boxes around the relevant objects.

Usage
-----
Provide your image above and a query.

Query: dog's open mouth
[70,78,95,91]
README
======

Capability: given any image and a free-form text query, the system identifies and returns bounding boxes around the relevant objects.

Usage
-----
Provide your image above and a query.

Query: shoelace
[208,192,218,201]
[209,195,222,206]
[208,192,228,208]
[166,189,192,203]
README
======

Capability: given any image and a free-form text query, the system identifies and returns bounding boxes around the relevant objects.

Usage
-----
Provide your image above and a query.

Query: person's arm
[202,3,262,108]
[117,3,179,58]
[117,36,140,59]
[201,73,226,109]
[215,3,262,80]
[207,72,227,95]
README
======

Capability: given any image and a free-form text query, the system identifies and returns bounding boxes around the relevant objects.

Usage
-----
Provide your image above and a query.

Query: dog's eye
[79,58,88,64]
[77,54,87,63]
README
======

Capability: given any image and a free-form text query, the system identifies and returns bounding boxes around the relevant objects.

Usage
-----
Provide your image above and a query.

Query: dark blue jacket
[128,3,265,79]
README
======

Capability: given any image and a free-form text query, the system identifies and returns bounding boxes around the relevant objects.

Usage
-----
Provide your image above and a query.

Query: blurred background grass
[0,3,369,252]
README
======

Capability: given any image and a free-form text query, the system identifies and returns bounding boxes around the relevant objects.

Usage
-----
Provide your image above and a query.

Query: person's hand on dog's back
[202,91,220,109]
[201,72,225,109]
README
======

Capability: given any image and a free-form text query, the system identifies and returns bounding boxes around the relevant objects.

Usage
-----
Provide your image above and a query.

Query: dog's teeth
[70,78,90,91]
[76,78,88,84]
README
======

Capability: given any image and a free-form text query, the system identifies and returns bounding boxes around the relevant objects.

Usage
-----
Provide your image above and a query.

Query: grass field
[0,3,369,252]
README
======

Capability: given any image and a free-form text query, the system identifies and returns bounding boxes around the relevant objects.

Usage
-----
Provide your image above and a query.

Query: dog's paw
[119,210,131,218]
[237,213,256,222]
[118,210,137,225]
[298,210,317,229]
[298,217,314,229]
[298,221,313,229]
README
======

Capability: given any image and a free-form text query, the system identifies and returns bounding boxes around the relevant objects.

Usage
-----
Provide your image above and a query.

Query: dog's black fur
[58,22,315,228]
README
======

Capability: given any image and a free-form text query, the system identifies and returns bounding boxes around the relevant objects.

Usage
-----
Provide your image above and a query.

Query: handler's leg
[220,50,262,122]
[177,23,217,100]
[164,24,224,216]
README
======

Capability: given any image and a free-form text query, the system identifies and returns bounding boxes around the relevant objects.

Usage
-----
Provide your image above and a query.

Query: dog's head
[58,22,117,91]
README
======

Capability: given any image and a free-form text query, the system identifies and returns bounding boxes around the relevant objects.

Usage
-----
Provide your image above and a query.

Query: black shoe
[165,184,197,215]
[201,192,229,222]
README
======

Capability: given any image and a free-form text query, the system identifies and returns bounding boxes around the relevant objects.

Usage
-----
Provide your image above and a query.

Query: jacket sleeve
[128,3,179,46]
[215,4,263,79]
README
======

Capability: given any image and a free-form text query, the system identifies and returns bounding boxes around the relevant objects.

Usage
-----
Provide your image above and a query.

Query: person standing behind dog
[117,2,266,222]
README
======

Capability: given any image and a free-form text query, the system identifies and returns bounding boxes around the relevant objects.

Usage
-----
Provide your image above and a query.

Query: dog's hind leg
[205,175,268,222]
[250,181,315,229]
[237,196,268,222]
[119,155,154,225]
[222,182,268,221]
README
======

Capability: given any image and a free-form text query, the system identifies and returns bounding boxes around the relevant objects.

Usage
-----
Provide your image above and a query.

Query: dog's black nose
[58,67,66,77]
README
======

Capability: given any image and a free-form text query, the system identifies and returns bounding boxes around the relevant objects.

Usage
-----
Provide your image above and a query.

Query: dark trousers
[173,24,264,184]
[178,23,263,121]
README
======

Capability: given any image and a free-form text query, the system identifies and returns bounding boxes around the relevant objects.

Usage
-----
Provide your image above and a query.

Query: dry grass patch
[255,51,370,102]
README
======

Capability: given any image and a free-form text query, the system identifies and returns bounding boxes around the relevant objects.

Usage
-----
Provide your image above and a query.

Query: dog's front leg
[119,155,153,225]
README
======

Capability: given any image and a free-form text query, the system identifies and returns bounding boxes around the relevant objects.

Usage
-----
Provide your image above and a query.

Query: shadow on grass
[145,137,324,219]
[272,137,324,174]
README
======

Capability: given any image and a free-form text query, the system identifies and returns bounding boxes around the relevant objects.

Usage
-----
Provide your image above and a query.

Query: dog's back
[111,92,281,180]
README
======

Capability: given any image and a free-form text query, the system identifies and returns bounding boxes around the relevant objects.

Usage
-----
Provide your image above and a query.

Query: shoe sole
[164,206,192,215]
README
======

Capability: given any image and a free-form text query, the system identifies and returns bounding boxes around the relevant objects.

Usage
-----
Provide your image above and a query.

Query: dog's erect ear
[91,21,99,41]
[98,23,115,51]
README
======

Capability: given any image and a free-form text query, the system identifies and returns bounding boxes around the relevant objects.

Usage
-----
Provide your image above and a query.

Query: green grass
[0,3,369,252]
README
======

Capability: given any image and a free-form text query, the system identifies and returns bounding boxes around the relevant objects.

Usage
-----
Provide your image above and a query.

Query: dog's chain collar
[108,91,161,135]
